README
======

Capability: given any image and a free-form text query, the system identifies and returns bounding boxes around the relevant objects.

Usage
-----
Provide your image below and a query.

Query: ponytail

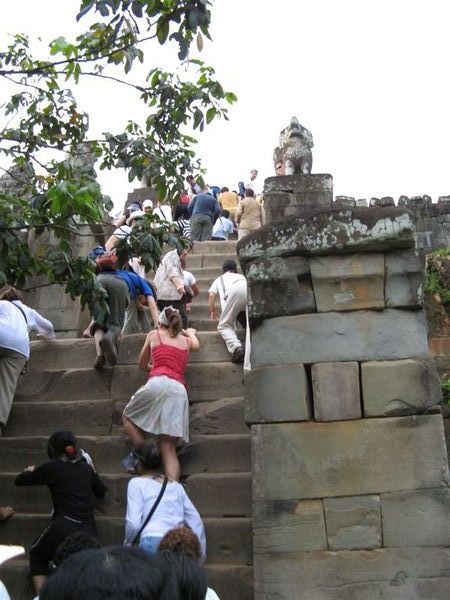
[168,311,182,338]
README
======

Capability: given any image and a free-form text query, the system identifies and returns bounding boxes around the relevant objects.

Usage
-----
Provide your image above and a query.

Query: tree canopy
[0,0,236,315]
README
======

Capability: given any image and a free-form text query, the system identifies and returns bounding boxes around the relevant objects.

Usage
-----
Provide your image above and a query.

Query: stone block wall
[238,180,450,599]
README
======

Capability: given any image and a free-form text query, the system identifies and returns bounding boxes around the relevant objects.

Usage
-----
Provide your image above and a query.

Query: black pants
[157,299,189,329]
[29,516,97,576]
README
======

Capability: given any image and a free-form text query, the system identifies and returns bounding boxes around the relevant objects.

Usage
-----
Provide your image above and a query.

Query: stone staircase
[0,241,253,600]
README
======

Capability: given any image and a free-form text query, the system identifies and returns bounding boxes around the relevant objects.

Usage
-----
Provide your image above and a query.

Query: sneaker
[93,355,106,370]
[231,347,245,364]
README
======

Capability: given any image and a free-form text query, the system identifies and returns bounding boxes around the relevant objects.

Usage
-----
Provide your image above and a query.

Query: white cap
[143,199,153,209]
[126,209,145,226]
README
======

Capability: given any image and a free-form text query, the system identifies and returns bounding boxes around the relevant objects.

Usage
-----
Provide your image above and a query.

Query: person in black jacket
[15,430,107,595]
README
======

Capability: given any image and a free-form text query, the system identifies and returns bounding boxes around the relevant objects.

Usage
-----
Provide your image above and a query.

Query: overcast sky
[1,0,449,208]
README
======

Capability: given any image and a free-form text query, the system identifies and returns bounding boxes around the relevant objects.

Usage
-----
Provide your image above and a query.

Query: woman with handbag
[124,443,206,558]
[122,306,199,480]
[0,285,55,433]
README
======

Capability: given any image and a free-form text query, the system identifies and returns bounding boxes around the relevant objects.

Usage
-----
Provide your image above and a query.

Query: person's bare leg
[122,415,146,447]
[32,575,47,594]
[159,435,180,481]
[93,329,105,369]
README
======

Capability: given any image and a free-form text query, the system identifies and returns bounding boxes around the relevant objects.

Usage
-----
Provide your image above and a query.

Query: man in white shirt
[208,260,247,363]
[246,168,259,193]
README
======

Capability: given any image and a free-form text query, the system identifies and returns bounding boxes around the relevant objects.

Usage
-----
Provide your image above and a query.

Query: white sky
[1,0,449,208]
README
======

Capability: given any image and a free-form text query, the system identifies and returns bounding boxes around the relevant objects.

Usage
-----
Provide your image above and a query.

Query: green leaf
[50,36,69,55]
[206,107,216,124]
[157,18,170,45]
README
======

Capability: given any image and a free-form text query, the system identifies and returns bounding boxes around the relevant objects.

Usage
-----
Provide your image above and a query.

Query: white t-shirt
[183,270,196,293]
[0,300,55,358]
[206,588,220,600]
[124,477,206,558]
[153,205,172,222]
[212,217,234,239]
[209,272,246,309]
[113,224,131,239]
[0,581,10,600]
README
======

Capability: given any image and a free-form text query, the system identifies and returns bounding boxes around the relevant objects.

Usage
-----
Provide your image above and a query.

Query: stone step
[0,559,253,600]
[190,397,248,435]
[187,266,225,280]
[111,363,244,403]
[185,253,239,270]
[0,434,250,475]
[15,367,112,402]
[27,332,239,371]
[13,361,243,404]
[0,514,252,565]
[191,240,237,255]
[5,399,113,437]
[3,472,251,518]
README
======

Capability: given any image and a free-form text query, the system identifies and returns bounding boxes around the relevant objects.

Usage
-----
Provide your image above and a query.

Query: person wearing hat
[15,430,107,595]
[142,199,153,214]
[208,260,247,363]
[105,209,145,252]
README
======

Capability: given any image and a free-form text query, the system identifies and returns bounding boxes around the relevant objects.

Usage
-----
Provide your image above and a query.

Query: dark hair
[0,285,21,301]
[54,532,100,567]
[220,209,230,219]
[40,546,171,600]
[244,188,255,197]
[222,259,237,273]
[133,443,162,472]
[186,175,194,183]
[155,551,207,600]
[47,431,79,461]
[173,203,190,221]
[157,527,201,561]
[160,306,183,337]
[220,186,229,193]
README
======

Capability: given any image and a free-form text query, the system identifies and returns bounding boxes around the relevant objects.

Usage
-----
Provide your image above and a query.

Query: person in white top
[124,443,206,558]
[208,260,247,364]
[153,202,173,223]
[0,285,55,431]
[245,168,259,193]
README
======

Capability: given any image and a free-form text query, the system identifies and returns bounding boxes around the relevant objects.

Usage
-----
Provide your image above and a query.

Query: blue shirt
[189,193,220,219]
[114,270,154,300]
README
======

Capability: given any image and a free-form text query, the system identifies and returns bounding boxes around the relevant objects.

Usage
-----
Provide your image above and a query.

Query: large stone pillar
[238,179,450,599]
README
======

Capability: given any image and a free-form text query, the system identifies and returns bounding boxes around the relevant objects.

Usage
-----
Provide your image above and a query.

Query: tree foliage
[0,0,236,315]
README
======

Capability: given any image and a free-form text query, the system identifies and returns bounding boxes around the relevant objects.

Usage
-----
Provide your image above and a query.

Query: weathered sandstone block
[263,174,333,222]
[245,364,311,424]
[254,547,450,600]
[252,416,449,501]
[361,359,442,417]
[253,499,326,553]
[237,207,415,265]
[311,362,361,421]
[250,309,429,368]
[310,253,384,311]
[323,495,381,550]
[385,249,423,308]
[382,488,450,547]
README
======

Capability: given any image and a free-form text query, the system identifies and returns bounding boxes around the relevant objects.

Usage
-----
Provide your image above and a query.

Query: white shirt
[153,205,173,222]
[0,300,55,358]
[206,588,220,600]
[113,224,131,239]
[183,270,196,293]
[209,272,247,309]
[124,477,206,558]
[154,249,184,300]
[212,217,234,239]
[0,581,10,600]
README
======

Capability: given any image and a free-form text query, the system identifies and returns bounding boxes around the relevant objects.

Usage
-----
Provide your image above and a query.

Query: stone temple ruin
[238,167,450,598]
[1,132,450,599]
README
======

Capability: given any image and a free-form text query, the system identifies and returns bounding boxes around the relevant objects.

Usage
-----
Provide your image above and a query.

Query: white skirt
[123,375,189,442]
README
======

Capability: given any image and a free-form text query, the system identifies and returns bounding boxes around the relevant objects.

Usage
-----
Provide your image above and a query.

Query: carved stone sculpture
[273,116,313,175]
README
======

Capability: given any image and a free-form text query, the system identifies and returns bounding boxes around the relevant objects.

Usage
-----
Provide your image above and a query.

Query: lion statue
[273,117,313,175]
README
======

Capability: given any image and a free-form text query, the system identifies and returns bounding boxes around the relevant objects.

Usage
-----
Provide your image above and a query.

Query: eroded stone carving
[273,116,313,176]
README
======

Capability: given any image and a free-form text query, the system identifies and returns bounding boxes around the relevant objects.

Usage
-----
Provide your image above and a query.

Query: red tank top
[149,331,189,386]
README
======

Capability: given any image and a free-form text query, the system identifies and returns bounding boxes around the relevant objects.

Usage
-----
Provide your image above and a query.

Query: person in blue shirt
[211,209,235,241]
[114,270,159,335]
[188,190,221,241]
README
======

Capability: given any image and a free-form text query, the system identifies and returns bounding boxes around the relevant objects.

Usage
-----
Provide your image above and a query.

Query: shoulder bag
[131,476,168,546]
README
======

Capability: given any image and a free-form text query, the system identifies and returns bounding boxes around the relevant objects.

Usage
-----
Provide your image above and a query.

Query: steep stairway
[0,241,253,600]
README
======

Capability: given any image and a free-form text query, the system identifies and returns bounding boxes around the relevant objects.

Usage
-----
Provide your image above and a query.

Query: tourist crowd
[0,172,261,598]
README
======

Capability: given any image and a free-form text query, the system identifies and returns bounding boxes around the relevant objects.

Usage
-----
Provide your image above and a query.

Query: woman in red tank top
[122,306,199,480]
